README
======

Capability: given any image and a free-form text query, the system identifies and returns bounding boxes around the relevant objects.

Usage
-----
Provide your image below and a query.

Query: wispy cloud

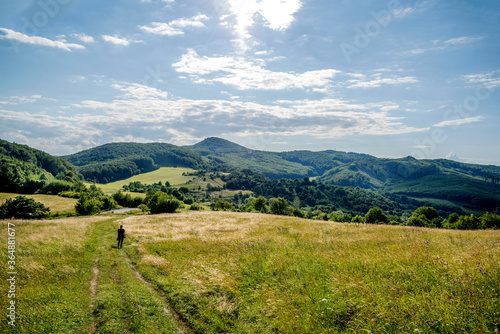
[71,33,95,43]
[462,71,500,89]
[138,14,209,36]
[173,49,339,90]
[400,36,484,57]
[0,95,50,105]
[347,74,418,88]
[0,28,85,51]
[102,34,143,46]
[433,116,484,128]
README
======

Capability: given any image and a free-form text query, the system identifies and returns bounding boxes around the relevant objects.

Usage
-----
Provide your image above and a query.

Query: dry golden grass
[0,192,77,214]
[117,211,500,333]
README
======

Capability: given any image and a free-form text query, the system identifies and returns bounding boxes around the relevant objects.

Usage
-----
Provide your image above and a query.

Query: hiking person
[117,225,125,249]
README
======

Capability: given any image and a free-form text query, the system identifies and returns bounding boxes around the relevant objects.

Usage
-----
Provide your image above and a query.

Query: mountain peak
[191,137,249,154]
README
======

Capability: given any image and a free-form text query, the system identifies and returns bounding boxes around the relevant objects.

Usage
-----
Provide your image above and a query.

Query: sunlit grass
[121,211,500,333]
[1,211,498,333]
[86,167,197,193]
[0,193,77,216]
[0,216,109,333]
[0,216,182,333]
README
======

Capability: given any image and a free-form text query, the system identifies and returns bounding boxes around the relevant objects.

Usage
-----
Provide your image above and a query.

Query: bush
[454,214,481,230]
[269,197,291,216]
[189,203,204,211]
[138,204,148,213]
[480,212,500,229]
[243,196,269,213]
[40,180,74,195]
[406,216,427,227]
[0,196,50,219]
[351,215,364,223]
[147,192,181,214]
[75,193,101,215]
[214,199,234,211]
[364,207,389,224]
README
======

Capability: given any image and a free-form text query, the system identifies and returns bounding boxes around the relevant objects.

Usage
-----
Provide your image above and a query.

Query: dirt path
[89,257,99,333]
[89,219,191,334]
[124,254,194,334]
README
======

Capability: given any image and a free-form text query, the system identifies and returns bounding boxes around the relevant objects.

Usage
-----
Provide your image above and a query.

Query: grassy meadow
[0,193,78,216]
[86,167,198,193]
[1,211,499,333]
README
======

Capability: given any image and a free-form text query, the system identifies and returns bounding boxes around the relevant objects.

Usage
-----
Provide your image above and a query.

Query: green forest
[1,137,499,230]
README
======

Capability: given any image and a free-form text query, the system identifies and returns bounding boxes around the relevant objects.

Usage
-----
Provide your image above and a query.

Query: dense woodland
[0,139,82,193]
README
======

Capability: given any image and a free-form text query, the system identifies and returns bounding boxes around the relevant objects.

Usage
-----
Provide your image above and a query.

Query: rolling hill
[0,139,80,193]
[2,137,499,214]
[61,137,500,213]
[62,142,207,183]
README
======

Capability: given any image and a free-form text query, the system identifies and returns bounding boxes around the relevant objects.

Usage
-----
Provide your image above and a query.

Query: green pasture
[85,167,198,193]
[1,211,499,333]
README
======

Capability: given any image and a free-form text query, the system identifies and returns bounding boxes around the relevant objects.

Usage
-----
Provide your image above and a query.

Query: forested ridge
[62,142,207,183]
[0,139,81,193]
[2,137,499,215]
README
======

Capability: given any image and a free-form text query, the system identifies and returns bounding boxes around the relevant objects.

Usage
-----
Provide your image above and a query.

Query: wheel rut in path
[124,253,195,334]
[89,257,99,333]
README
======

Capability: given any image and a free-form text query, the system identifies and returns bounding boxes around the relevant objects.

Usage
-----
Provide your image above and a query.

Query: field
[86,167,198,193]
[1,212,499,333]
[0,193,77,216]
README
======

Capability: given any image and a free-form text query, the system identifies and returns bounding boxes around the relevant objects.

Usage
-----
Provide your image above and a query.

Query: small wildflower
[321,298,327,303]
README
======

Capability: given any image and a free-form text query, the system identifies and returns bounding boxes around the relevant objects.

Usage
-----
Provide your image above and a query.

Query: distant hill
[0,139,80,193]
[62,142,207,183]
[59,137,500,213]
[188,137,314,178]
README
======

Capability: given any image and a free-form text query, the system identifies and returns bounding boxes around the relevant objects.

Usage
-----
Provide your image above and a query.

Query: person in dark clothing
[117,225,125,249]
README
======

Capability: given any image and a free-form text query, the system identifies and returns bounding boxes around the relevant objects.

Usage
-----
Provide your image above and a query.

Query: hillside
[58,137,500,214]
[62,142,207,183]
[0,139,80,193]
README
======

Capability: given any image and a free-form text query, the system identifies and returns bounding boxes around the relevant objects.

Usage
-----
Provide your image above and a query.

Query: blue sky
[0,0,499,165]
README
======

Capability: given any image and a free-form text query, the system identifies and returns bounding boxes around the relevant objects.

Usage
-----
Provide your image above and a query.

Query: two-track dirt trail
[88,219,192,334]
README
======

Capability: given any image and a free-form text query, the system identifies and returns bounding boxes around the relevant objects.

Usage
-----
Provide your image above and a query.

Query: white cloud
[347,75,418,88]
[224,0,302,50]
[102,35,142,46]
[173,49,339,90]
[111,82,169,99]
[139,14,209,36]
[433,116,484,128]
[0,28,85,51]
[71,33,95,43]
[258,0,302,30]
[1,80,428,154]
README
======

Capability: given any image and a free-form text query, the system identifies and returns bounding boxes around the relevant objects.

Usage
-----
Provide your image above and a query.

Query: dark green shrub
[0,196,50,219]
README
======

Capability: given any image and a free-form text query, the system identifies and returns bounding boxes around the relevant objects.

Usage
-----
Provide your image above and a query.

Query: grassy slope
[85,167,198,193]
[123,211,500,333]
[0,216,182,333]
[2,211,499,333]
[0,193,77,216]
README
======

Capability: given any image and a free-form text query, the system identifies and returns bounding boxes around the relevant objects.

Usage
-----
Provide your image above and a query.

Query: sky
[0,0,499,165]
